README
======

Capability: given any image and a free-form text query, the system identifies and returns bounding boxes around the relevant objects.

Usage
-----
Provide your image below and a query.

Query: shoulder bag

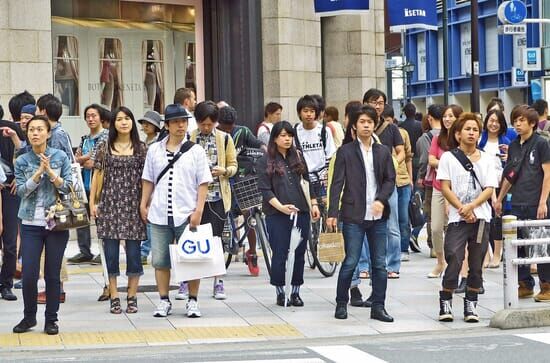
[46,184,90,231]
[156,141,194,184]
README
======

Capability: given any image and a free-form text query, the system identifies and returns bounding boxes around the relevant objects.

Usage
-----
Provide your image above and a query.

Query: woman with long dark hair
[257,121,320,306]
[428,104,463,278]
[90,106,147,314]
[478,110,510,268]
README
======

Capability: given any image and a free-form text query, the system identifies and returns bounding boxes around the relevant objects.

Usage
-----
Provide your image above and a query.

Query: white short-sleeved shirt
[142,137,213,226]
[0,165,6,184]
[436,150,498,223]
[295,123,337,173]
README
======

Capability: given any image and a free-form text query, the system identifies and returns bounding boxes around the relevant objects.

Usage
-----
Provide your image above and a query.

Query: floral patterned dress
[94,141,147,241]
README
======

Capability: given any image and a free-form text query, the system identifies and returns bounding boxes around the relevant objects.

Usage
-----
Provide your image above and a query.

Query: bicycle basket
[232,175,263,211]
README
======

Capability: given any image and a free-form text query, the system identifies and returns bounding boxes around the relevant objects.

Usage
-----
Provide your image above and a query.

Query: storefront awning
[314,0,370,17]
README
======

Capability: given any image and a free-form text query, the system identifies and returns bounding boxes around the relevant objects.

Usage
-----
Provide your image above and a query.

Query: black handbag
[409,190,425,228]
[46,185,90,231]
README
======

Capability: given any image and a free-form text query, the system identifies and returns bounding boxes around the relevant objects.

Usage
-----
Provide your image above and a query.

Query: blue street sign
[498,1,528,24]
[314,0,370,17]
[387,0,438,32]
[531,80,542,101]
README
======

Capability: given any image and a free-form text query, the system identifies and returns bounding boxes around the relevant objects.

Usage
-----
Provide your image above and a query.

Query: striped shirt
[166,150,175,216]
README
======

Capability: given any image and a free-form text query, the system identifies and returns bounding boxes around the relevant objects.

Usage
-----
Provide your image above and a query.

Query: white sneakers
[175,281,189,300]
[186,299,201,318]
[153,299,172,317]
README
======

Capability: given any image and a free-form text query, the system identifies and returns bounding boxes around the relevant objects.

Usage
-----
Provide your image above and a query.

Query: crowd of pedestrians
[1,86,550,335]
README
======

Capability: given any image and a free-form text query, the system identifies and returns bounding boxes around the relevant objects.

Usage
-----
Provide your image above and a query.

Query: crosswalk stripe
[516,333,550,345]
[187,360,324,363]
[309,345,387,363]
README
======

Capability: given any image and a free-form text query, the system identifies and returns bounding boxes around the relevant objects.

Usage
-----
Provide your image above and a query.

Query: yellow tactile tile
[142,329,187,344]
[100,331,146,344]
[19,333,62,346]
[254,324,302,337]
[60,332,104,346]
[0,333,20,347]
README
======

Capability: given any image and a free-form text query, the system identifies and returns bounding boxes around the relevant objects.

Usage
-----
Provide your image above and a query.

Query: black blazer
[328,139,396,224]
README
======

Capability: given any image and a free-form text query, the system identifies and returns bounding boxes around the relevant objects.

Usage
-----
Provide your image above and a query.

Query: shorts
[150,219,188,269]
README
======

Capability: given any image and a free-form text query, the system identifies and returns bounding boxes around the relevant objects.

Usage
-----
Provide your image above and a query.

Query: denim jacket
[14,147,72,221]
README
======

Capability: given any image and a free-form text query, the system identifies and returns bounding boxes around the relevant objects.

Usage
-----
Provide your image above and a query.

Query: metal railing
[502,215,550,309]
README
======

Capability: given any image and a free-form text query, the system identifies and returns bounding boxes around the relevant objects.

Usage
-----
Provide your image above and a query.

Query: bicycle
[305,174,339,277]
[223,175,272,277]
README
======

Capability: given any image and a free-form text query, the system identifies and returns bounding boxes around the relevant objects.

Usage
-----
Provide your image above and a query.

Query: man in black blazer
[327,105,396,322]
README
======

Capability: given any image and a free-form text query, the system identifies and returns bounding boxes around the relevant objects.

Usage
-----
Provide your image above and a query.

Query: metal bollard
[502,215,518,309]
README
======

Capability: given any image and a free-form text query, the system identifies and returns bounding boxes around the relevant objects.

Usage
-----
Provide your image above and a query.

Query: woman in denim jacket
[12,115,72,336]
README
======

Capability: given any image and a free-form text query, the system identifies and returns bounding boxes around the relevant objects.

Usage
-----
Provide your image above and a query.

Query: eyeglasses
[368,101,385,107]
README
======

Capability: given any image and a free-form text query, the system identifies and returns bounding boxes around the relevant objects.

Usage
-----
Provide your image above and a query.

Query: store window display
[99,38,123,110]
[143,40,164,113]
[54,36,79,116]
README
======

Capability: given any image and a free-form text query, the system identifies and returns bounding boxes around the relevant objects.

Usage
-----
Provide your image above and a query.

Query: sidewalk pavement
[0,231,543,351]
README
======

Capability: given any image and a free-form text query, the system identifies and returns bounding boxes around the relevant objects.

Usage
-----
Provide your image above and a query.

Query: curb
[490,307,550,329]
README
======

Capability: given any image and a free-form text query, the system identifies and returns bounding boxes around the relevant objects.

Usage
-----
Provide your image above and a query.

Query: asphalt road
[4,327,550,362]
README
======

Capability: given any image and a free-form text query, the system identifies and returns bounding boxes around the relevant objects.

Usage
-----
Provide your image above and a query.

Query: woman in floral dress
[90,106,147,314]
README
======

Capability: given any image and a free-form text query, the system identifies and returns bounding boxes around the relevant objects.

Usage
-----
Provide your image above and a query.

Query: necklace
[115,142,132,151]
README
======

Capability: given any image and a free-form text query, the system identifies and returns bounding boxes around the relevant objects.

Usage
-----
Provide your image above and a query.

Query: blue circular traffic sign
[498,1,527,24]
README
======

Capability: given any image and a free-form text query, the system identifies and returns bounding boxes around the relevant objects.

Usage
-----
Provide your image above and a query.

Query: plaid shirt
[197,131,222,202]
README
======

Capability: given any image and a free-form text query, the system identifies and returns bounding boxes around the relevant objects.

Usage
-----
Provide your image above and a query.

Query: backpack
[537,122,550,142]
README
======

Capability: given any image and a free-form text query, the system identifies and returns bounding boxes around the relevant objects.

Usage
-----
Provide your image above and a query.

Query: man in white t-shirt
[436,113,498,324]
[257,102,282,145]
[294,95,336,197]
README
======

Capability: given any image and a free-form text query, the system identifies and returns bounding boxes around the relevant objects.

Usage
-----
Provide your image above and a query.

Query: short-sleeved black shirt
[508,133,550,206]
[377,122,404,151]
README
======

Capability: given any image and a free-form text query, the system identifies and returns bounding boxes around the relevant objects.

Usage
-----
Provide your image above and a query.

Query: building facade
[0,0,385,140]
[405,0,544,114]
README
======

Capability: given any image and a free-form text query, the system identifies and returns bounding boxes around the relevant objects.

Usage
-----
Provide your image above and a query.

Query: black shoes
[44,321,59,335]
[464,291,479,323]
[362,295,373,308]
[349,287,363,307]
[370,307,394,322]
[290,293,304,307]
[13,318,37,333]
[276,293,290,307]
[335,302,348,319]
[455,278,467,294]
[1,287,17,301]
[67,253,93,264]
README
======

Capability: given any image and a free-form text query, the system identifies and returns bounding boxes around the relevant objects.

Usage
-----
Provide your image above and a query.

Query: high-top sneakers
[463,291,479,323]
[349,286,364,307]
[438,291,453,322]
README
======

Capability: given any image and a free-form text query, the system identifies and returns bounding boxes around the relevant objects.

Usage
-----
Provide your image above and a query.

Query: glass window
[143,40,164,113]
[185,42,196,91]
[54,35,79,116]
[99,38,123,110]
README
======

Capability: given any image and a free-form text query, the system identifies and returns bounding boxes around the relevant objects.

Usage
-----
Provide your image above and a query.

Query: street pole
[471,1,480,113]
[401,30,407,106]
[443,0,449,105]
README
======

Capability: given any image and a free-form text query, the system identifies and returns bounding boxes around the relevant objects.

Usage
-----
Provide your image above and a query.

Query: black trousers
[0,189,20,289]
[442,221,489,290]
[201,200,226,237]
[75,190,92,258]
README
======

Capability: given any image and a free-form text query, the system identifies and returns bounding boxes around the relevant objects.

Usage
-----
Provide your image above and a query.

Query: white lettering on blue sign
[404,8,426,17]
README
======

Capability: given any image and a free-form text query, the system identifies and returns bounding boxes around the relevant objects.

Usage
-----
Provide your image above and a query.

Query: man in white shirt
[174,88,197,133]
[257,102,282,145]
[140,103,212,319]
[294,95,336,198]
[436,113,497,323]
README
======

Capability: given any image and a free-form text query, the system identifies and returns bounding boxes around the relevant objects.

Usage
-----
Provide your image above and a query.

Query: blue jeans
[0,189,20,289]
[397,184,412,253]
[103,239,144,278]
[20,225,68,323]
[510,205,550,288]
[150,219,188,269]
[336,219,387,307]
[141,224,152,258]
[386,188,401,272]
[352,236,370,287]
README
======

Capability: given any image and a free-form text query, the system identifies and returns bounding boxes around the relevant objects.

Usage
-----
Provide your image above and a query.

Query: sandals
[126,296,138,314]
[98,286,110,302]
[110,297,122,314]
[359,271,370,279]
[388,272,400,279]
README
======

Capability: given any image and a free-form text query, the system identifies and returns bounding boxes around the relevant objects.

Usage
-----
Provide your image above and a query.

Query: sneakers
[175,281,189,300]
[463,296,479,323]
[534,282,550,302]
[91,255,102,265]
[67,253,93,264]
[409,235,421,253]
[519,281,534,298]
[400,252,410,262]
[213,280,227,300]
[245,250,260,276]
[186,299,202,318]
[438,291,453,322]
[153,299,172,317]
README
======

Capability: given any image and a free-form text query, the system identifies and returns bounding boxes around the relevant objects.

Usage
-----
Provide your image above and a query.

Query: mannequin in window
[144,42,161,112]
[100,39,120,110]
[54,37,77,116]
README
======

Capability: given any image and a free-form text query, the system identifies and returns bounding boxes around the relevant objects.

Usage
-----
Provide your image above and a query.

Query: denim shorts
[150,219,188,269]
